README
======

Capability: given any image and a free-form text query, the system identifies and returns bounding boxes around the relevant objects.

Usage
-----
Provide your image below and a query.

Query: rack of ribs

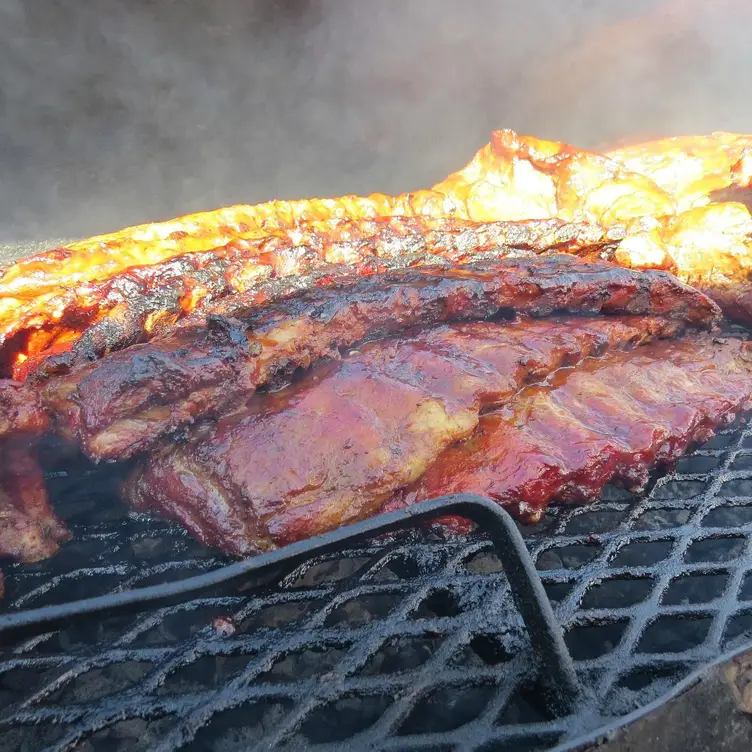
[390,335,752,522]
[0,256,718,572]
[605,132,752,211]
[0,382,70,567]
[124,314,684,556]
[1,216,613,380]
[124,326,752,557]
[35,255,720,462]
[3,128,752,379]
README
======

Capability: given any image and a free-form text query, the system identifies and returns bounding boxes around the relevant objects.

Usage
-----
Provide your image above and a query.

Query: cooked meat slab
[2,216,612,379]
[124,315,682,556]
[4,127,752,375]
[0,379,48,439]
[0,128,656,373]
[392,335,752,522]
[0,382,69,566]
[0,441,70,563]
[606,133,752,212]
[37,255,719,462]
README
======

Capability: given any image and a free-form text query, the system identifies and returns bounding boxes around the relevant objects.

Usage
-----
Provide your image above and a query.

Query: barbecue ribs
[36,256,719,462]
[0,256,714,569]
[392,335,752,522]
[0,381,70,564]
[0,379,48,439]
[3,128,752,378]
[606,133,752,211]
[3,128,752,575]
[0,441,70,563]
[124,315,682,556]
[2,216,612,380]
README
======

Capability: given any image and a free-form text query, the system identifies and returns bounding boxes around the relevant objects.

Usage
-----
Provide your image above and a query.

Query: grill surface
[4,329,752,750]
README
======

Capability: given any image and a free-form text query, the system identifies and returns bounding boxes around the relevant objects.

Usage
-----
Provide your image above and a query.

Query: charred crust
[205,315,251,350]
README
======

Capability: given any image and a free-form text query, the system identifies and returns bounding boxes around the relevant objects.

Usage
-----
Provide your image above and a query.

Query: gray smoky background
[1,0,751,243]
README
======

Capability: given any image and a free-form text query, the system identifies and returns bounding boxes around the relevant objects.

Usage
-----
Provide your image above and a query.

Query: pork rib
[6,127,752,376]
[2,216,613,379]
[393,335,752,522]
[124,315,680,556]
[0,128,656,365]
[0,381,69,564]
[606,132,752,211]
[38,255,719,462]
[0,440,70,563]
[0,379,48,439]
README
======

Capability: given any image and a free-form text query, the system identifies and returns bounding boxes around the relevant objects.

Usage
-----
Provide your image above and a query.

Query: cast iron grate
[4,411,752,749]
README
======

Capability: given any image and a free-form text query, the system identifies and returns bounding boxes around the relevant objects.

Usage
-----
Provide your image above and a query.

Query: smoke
[0,0,750,241]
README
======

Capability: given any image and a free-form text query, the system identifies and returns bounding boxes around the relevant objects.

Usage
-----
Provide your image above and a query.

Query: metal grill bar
[0,495,582,715]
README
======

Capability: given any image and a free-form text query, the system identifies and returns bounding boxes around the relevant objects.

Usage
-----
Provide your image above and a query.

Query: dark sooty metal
[4,412,752,750]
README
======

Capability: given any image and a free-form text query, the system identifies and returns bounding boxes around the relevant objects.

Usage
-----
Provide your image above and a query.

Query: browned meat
[124,315,682,556]
[6,125,752,375]
[0,440,70,563]
[0,382,69,566]
[2,216,613,380]
[696,283,752,327]
[37,255,719,463]
[390,335,752,522]
[0,380,49,439]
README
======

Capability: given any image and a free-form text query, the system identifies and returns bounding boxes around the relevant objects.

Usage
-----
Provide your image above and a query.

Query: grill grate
[5,405,752,748]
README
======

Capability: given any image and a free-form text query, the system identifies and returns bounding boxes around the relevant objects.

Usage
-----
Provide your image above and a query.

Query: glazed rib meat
[6,127,752,377]
[0,127,652,374]
[1,216,612,379]
[606,132,752,211]
[36,255,719,462]
[392,335,752,522]
[0,380,70,564]
[0,380,48,439]
[0,441,70,563]
[124,314,680,556]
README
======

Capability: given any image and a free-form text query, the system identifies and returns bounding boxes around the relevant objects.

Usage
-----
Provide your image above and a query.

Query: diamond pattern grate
[3,414,752,750]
